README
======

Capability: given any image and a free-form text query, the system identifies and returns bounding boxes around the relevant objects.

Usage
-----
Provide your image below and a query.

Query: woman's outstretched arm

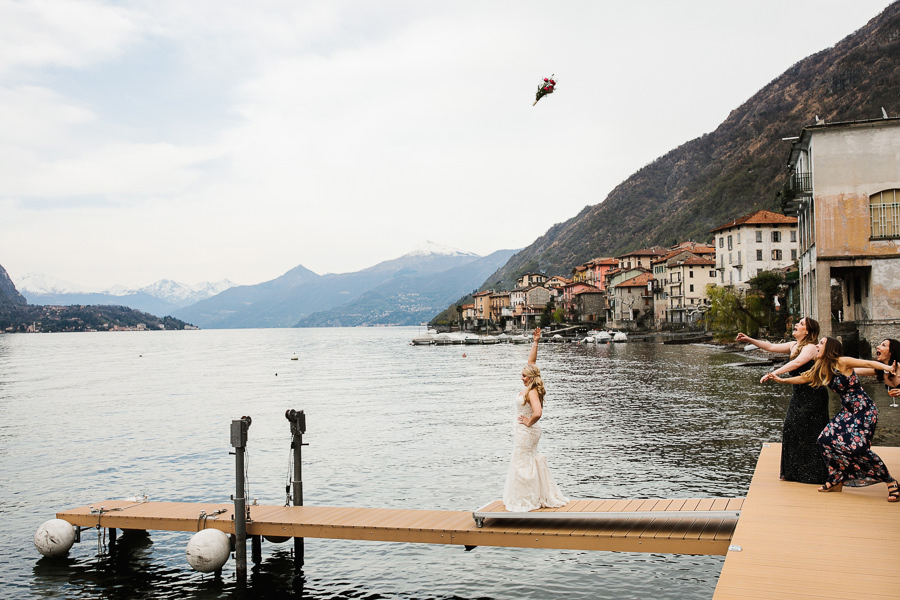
[736,332,794,354]
[527,327,541,365]
[762,371,810,385]
[839,357,899,375]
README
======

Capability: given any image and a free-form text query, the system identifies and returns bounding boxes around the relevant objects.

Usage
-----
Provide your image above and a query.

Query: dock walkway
[713,443,900,599]
[58,496,741,556]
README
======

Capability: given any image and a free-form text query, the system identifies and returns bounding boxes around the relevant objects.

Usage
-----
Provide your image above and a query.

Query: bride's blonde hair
[523,364,546,405]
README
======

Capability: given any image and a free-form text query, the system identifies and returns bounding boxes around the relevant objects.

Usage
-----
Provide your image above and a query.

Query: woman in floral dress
[764,337,900,501]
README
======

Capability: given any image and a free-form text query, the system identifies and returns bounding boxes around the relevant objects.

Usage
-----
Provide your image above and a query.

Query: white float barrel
[34,519,76,557]
[185,529,231,572]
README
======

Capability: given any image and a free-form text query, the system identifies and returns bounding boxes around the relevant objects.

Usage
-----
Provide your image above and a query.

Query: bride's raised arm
[528,327,541,365]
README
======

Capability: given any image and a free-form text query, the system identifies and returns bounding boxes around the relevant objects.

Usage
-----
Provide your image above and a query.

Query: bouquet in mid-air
[533,75,556,106]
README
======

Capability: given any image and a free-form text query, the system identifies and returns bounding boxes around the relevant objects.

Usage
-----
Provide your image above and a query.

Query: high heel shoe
[888,480,900,502]
[818,481,844,493]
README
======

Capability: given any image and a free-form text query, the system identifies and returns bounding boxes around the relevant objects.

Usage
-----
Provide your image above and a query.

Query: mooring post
[230,416,252,584]
[285,409,307,569]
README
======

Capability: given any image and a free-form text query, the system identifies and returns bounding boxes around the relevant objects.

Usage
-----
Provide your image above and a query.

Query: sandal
[818,481,844,493]
[888,480,900,502]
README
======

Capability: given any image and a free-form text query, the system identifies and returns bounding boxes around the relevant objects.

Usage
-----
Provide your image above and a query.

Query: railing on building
[870,202,900,239]
[781,171,813,216]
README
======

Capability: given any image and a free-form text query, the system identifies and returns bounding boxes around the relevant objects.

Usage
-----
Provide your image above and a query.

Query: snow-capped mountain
[15,273,236,313]
[404,240,479,258]
[15,272,88,295]
[137,279,236,305]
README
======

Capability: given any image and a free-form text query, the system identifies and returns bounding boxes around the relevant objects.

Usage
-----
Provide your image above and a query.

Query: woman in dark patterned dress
[765,337,900,501]
[738,317,828,483]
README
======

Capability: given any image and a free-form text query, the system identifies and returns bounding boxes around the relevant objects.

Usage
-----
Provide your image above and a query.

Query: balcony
[787,171,812,195]
[781,171,812,216]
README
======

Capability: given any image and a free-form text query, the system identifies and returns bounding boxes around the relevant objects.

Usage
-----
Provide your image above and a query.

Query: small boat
[589,330,612,343]
[612,331,628,342]
[411,335,434,346]
[433,334,453,345]
[290,354,299,361]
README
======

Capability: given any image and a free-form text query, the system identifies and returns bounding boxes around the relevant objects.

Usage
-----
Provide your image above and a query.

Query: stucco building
[782,117,900,348]
[710,210,798,289]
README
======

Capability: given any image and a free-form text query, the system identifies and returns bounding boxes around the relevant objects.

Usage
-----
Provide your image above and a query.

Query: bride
[502,327,569,512]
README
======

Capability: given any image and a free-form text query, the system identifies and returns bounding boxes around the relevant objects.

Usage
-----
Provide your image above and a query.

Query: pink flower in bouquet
[543,78,549,82]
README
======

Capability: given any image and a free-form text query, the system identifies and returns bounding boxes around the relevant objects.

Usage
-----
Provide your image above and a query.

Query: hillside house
[559,282,600,321]
[782,117,900,348]
[517,273,547,288]
[664,254,717,324]
[710,210,798,289]
[472,290,492,329]
[616,248,667,271]
[610,272,654,327]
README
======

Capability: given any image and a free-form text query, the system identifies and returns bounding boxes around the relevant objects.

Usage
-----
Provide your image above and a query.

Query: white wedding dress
[502,391,569,512]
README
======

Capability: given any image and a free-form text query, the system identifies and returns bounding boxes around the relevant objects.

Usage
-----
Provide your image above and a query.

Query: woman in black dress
[737,317,828,483]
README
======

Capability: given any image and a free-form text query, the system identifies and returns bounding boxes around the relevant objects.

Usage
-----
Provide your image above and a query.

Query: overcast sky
[0,0,893,289]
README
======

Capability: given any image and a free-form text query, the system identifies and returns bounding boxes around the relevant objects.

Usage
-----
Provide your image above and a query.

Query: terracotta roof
[616,247,667,259]
[616,272,654,288]
[710,210,798,233]
[668,255,716,267]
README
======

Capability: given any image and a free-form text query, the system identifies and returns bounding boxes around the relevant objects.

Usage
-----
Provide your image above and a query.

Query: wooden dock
[52,443,900,597]
[57,496,741,556]
[713,443,900,599]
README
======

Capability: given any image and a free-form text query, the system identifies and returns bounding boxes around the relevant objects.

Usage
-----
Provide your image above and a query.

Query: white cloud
[0,0,138,75]
[0,0,893,289]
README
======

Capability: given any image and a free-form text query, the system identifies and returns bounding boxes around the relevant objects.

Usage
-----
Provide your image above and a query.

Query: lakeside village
[433,117,900,357]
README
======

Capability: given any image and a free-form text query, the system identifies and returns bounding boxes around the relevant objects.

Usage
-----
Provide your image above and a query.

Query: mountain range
[172,243,516,328]
[12,242,517,329]
[479,2,900,291]
[15,274,235,317]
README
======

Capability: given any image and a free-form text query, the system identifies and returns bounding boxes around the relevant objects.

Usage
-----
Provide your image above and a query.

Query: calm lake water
[2,327,899,599]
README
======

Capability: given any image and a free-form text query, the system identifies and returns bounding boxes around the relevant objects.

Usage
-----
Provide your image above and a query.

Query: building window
[790,230,797,242]
[870,189,900,239]
[710,271,715,278]
[791,249,797,260]
[689,284,694,293]
[719,237,724,248]
[689,270,694,278]
[756,249,763,261]
[727,235,732,251]
[772,249,783,260]
[772,231,782,243]
[756,231,762,242]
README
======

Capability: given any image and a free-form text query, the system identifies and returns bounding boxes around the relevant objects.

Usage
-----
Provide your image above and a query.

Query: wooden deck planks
[713,443,900,600]
[57,496,739,555]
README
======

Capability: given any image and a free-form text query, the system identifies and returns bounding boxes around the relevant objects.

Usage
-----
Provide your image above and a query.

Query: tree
[748,270,786,333]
